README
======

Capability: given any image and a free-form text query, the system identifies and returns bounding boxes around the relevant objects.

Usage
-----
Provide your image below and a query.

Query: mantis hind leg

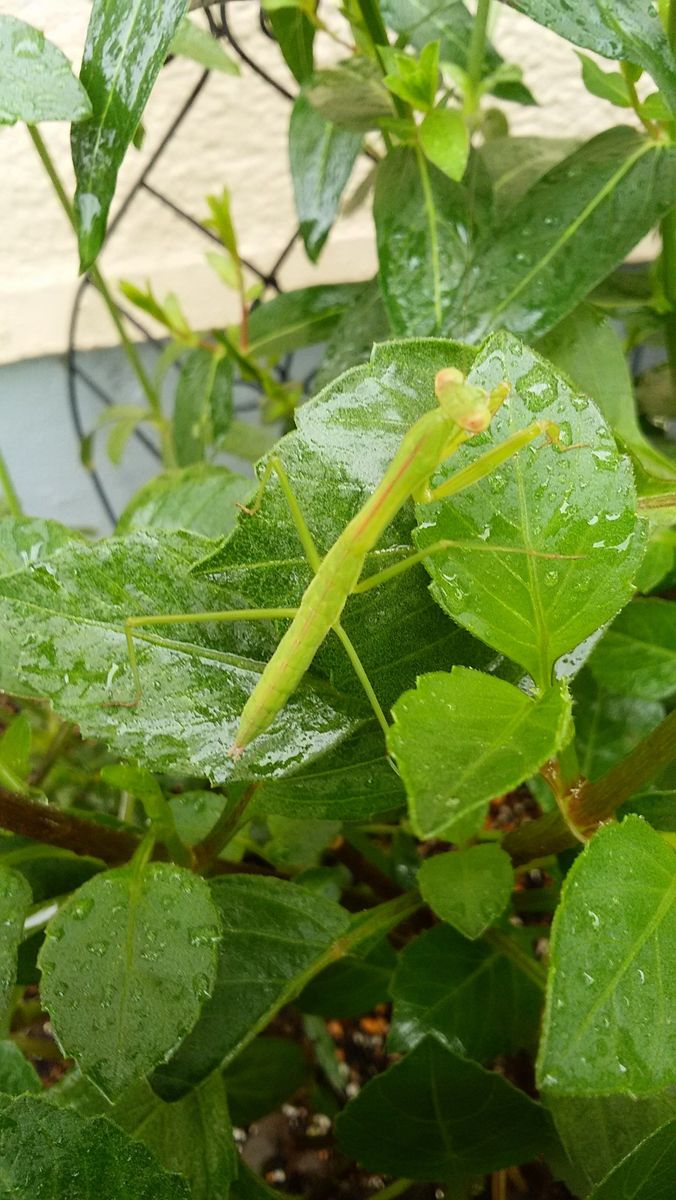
[104,606,298,709]
[332,621,390,739]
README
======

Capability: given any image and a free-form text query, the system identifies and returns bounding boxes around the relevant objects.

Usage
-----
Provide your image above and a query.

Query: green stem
[27,126,174,464]
[374,1181,414,1200]
[465,0,492,114]
[620,63,660,138]
[193,783,259,869]
[0,451,22,517]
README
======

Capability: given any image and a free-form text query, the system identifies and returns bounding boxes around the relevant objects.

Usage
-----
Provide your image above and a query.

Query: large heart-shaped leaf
[39,862,221,1099]
[416,332,645,688]
[0,15,92,126]
[537,816,676,1096]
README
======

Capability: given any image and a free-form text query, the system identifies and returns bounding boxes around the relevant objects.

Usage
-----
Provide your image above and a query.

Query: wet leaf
[289,96,361,262]
[374,147,471,335]
[479,135,580,220]
[312,278,390,391]
[389,923,543,1060]
[417,844,513,938]
[152,875,348,1100]
[247,283,364,359]
[335,1033,553,1178]
[116,464,251,539]
[547,1092,676,1196]
[389,668,571,839]
[0,1040,41,1096]
[459,129,676,342]
[587,599,676,701]
[0,867,31,1017]
[267,6,314,84]
[39,862,221,1099]
[173,349,234,465]
[588,1118,676,1200]
[0,1094,190,1198]
[0,15,92,126]
[537,816,676,1096]
[416,332,645,688]
[510,1,676,111]
[72,0,189,270]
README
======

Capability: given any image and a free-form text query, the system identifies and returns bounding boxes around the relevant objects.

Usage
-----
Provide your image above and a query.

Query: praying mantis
[109,368,574,758]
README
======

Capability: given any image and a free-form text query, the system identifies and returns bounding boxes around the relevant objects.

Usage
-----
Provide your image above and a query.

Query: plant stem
[620,63,660,139]
[0,451,22,517]
[375,1181,414,1200]
[193,783,259,869]
[465,0,492,113]
[0,786,139,864]
[26,125,174,463]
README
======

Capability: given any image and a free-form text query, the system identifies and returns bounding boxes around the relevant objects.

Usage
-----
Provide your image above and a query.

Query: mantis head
[434,368,510,433]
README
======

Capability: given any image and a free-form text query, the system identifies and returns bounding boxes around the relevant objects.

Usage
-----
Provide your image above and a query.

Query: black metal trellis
[67,1,309,527]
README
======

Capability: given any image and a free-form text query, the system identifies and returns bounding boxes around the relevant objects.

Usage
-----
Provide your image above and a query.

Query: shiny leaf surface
[0,867,31,1017]
[39,862,220,1099]
[389,668,570,838]
[416,333,645,687]
[537,817,676,1095]
[0,1094,190,1198]
[72,0,189,270]
[152,876,348,1100]
[116,464,251,539]
[289,96,361,262]
[458,129,676,342]
[0,15,92,126]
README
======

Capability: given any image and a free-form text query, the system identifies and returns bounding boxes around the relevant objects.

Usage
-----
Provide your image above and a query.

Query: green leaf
[247,283,364,358]
[267,6,314,85]
[335,1033,553,1179]
[0,516,82,577]
[113,1074,237,1200]
[0,1094,190,1198]
[573,667,665,782]
[419,108,469,181]
[312,278,390,392]
[459,129,676,342]
[0,867,31,1017]
[479,135,580,220]
[418,844,513,938]
[537,816,676,1096]
[223,1037,308,1126]
[298,937,396,1017]
[289,96,362,262]
[588,1118,676,1200]
[174,349,233,466]
[39,862,221,1099]
[389,922,543,1060]
[72,0,189,271]
[170,17,239,74]
[578,53,632,106]
[416,332,646,688]
[256,726,405,821]
[383,42,440,112]
[547,1092,676,1196]
[374,146,471,335]
[0,714,31,794]
[390,668,571,839]
[231,1162,288,1200]
[0,1040,41,1096]
[510,0,676,111]
[260,816,341,871]
[117,464,251,539]
[152,876,349,1100]
[0,529,365,782]
[0,843,100,905]
[306,61,395,131]
[0,15,92,126]
[588,599,676,701]
[539,304,676,485]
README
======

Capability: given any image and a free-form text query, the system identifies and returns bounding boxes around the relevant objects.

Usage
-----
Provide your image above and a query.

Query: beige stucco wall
[0,1,653,364]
